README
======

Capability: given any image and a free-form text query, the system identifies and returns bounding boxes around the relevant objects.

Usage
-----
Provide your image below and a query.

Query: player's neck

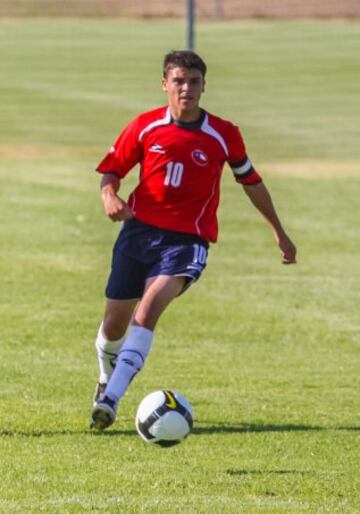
[169,105,201,123]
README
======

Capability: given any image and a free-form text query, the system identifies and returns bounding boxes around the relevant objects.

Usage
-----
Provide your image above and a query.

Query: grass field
[0,18,360,513]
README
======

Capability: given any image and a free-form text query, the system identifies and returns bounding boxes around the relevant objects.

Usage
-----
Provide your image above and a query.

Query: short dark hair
[163,50,207,78]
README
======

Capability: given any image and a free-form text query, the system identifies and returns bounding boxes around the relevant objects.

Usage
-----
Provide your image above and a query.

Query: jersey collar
[170,109,206,130]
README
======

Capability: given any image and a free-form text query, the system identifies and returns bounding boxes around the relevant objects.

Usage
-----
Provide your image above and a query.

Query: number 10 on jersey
[164,161,184,188]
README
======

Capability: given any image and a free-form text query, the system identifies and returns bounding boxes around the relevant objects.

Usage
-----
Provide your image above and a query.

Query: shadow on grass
[1,422,359,438]
[226,469,316,476]
[0,428,138,438]
[192,422,360,435]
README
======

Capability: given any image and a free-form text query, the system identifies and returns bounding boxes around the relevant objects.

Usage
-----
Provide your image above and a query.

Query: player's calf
[95,322,125,383]
[91,325,154,431]
[104,326,153,404]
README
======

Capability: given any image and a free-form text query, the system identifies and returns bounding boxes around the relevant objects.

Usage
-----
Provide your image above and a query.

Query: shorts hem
[105,293,141,301]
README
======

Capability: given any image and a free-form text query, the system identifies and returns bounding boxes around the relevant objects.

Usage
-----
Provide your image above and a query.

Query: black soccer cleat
[90,396,117,431]
[92,382,107,406]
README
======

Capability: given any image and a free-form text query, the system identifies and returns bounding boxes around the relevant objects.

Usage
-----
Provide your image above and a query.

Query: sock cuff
[129,324,153,338]
[95,322,125,354]
[122,324,154,357]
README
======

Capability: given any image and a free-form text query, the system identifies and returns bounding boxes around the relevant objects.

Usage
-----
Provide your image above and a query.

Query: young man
[90,50,296,430]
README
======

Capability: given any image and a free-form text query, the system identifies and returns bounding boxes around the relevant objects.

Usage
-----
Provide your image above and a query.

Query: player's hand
[277,234,297,264]
[102,194,135,222]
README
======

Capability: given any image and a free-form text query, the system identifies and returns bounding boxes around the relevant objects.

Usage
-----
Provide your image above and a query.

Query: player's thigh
[103,298,138,340]
[133,275,186,330]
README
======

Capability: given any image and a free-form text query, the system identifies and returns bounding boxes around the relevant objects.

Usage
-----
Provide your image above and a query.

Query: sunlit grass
[0,18,359,514]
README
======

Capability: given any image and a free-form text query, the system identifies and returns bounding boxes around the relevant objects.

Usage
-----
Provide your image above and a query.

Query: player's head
[163,50,207,79]
[162,50,206,118]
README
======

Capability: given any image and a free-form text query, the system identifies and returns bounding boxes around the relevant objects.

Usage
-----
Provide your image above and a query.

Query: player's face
[162,66,205,120]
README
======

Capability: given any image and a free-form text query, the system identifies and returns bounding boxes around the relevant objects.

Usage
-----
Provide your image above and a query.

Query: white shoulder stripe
[138,108,171,141]
[200,114,228,156]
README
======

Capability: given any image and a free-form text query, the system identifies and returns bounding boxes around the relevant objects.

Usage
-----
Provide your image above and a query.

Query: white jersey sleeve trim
[200,114,229,156]
[232,158,253,176]
[138,108,171,142]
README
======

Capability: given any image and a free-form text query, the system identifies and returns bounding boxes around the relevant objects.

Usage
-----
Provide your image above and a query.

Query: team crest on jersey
[191,149,209,167]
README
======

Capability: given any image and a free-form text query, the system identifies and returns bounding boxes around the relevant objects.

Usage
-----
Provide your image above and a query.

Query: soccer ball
[135,389,194,447]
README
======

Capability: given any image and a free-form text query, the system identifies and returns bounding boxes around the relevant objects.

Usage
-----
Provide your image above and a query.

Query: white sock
[105,325,154,405]
[95,323,125,384]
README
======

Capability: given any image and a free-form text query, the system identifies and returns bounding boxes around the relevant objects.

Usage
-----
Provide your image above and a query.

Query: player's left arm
[225,122,296,264]
[242,182,297,264]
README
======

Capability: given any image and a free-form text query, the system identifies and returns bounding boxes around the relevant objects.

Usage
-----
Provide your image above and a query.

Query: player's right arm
[96,115,143,222]
[100,174,134,222]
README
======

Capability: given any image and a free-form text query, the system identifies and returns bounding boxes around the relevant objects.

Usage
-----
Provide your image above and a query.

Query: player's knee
[133,306,161,331]
[132,316,157,331]
[102,318,127,341]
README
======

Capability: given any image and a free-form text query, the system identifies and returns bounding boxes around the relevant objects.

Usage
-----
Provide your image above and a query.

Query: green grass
[0,18,360,513]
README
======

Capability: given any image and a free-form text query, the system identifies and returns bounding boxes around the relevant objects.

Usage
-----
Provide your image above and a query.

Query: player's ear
[161,77,168,92]
[202,79,206,93]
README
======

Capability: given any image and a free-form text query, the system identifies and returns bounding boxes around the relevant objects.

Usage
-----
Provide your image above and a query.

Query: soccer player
[90,50,296,430]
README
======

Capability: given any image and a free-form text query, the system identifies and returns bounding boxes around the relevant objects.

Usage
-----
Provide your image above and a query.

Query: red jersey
[96,106,261,242]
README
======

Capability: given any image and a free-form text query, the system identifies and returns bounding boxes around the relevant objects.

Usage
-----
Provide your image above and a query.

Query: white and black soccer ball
[135,389,194,447]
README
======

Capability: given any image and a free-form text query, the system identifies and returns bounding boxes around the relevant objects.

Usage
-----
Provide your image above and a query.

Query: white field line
[261,160,360,178]
[0,143,359,178]
[1,78,151,111]
[214,275,360,282]
[0,495,310,509]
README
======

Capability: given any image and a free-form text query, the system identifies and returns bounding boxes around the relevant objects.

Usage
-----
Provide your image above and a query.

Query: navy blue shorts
[106,219,209,300]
